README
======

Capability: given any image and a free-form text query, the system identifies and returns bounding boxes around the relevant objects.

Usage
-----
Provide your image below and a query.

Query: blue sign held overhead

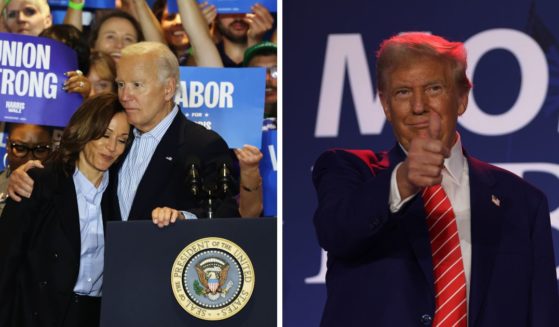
[168,0,276,15]
[0,33,82,127]
[177,67,265,149]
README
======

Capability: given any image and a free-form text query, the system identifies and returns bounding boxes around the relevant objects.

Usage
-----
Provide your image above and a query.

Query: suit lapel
[54,172,81,258]
[467,157,504,326]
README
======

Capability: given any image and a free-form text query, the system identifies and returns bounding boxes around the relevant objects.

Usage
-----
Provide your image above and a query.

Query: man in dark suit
[9,42,239,222]
[313,33,559,326]
[108,41,238,222]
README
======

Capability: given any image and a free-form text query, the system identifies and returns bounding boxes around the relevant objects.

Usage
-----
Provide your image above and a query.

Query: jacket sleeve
[312,149,407,258]
[0,169,44,325]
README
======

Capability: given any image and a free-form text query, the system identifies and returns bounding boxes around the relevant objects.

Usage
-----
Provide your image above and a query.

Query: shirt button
[53,252,59,259]
[87,278,92,282]
[420,314,433,325]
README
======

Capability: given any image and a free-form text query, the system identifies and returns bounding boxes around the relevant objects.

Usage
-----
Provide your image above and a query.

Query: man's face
[379,56,468,151]
[4,0,51,36]
[7,124,51,170]
[116,54,175,133]
[216,14,248,44]
[249,54,277,105]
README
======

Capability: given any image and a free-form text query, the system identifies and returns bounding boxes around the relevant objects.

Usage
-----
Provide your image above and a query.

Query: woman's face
[93,17,138,62]
[87,65,115,97]
[160,6,189,49]
[79,112,129,174]
[3,0,51,36]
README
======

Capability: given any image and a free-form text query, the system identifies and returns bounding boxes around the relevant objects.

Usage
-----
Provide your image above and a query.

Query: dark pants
[62,294,101,327]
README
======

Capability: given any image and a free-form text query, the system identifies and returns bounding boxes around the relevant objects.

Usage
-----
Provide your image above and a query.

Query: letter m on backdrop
[315,34,386,137]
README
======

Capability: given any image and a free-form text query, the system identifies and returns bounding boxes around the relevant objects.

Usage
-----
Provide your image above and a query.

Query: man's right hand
[7,160,43,202]
[396,112,450,199]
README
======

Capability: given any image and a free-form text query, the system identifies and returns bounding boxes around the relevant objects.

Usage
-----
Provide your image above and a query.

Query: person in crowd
[214,3,274,67]
[0,124,52,214]
[244,41,277,128]
[152,0,216,65]
[88,10,144,63]
[64,0,165,51]
[312,32,559,326]
[1,0,51,36]
[234,145,263,217]
[87,51,117,97]
[0,94,130,327]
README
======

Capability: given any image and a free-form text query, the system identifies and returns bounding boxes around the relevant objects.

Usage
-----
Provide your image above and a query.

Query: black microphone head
[217,155,233,195]
[185,155,201,168]
[185,156,201,196]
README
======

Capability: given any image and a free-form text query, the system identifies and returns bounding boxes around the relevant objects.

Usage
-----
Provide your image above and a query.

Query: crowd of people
[0,0,277,325]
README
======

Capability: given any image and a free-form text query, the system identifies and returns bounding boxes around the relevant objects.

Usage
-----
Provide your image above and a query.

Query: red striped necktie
[422,184,468,327]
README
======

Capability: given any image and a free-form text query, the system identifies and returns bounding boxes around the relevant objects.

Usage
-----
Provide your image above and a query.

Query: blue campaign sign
[260,130,277,216]
[168,0,276,14]
[177,67,265,149]
[48,0,114,9]
[0,33,82,127]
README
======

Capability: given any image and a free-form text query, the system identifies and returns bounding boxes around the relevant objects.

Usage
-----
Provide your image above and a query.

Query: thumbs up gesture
[396,112,450,198]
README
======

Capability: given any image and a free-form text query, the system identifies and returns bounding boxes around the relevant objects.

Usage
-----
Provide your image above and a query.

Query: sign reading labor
[177,67,265,148]
[0,33,82,127]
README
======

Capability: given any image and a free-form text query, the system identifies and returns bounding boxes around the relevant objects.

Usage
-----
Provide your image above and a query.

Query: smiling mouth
[101,154,114,162]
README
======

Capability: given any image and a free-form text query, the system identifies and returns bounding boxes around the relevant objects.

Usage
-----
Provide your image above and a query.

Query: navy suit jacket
[105,111,239,221]
[313,146,559,326]
[0,163,111,326]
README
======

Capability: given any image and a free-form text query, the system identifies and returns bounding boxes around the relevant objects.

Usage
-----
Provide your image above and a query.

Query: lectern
[100,218,276,326]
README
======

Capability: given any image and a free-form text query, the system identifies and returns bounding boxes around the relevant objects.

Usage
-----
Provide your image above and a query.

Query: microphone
[185,156,201,197]
[218,156,232,196]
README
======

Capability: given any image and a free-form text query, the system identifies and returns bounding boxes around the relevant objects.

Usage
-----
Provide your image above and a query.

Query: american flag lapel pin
[491,195,501,207]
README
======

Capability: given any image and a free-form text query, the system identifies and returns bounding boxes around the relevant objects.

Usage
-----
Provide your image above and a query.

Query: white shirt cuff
[181,210,198,220]
[389,162,417,213]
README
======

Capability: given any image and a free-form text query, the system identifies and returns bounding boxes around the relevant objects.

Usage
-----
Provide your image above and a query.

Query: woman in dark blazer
[0,93,131,327]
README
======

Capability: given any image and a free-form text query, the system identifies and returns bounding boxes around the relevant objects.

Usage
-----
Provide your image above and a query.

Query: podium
[100,218,276,326]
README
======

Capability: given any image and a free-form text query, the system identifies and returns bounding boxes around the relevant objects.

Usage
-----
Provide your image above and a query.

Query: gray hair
[121,41,179,83]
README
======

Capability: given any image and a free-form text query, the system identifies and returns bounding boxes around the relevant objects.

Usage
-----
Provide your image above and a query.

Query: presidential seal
[171,237,255,321]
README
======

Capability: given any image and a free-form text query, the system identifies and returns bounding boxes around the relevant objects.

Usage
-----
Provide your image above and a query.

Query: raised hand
[245,3,274,47]
[396,111,450,198]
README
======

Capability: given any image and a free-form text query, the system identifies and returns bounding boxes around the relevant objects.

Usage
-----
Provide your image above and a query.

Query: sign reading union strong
[171,237,255,321]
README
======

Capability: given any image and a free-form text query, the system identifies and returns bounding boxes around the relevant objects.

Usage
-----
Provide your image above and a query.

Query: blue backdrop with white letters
[284,0,559,325]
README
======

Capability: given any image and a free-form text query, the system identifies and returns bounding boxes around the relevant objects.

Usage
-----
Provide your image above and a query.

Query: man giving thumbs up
[312,32,559,327]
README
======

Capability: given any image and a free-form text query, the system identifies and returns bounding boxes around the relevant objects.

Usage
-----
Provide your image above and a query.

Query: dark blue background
[284,0,559,325]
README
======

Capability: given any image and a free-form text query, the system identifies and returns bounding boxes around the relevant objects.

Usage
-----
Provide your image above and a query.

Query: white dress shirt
[389,134,472,306]
[118,107,179,221]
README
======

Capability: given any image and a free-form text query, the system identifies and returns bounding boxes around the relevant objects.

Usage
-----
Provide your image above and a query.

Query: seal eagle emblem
[171,237,255,321]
